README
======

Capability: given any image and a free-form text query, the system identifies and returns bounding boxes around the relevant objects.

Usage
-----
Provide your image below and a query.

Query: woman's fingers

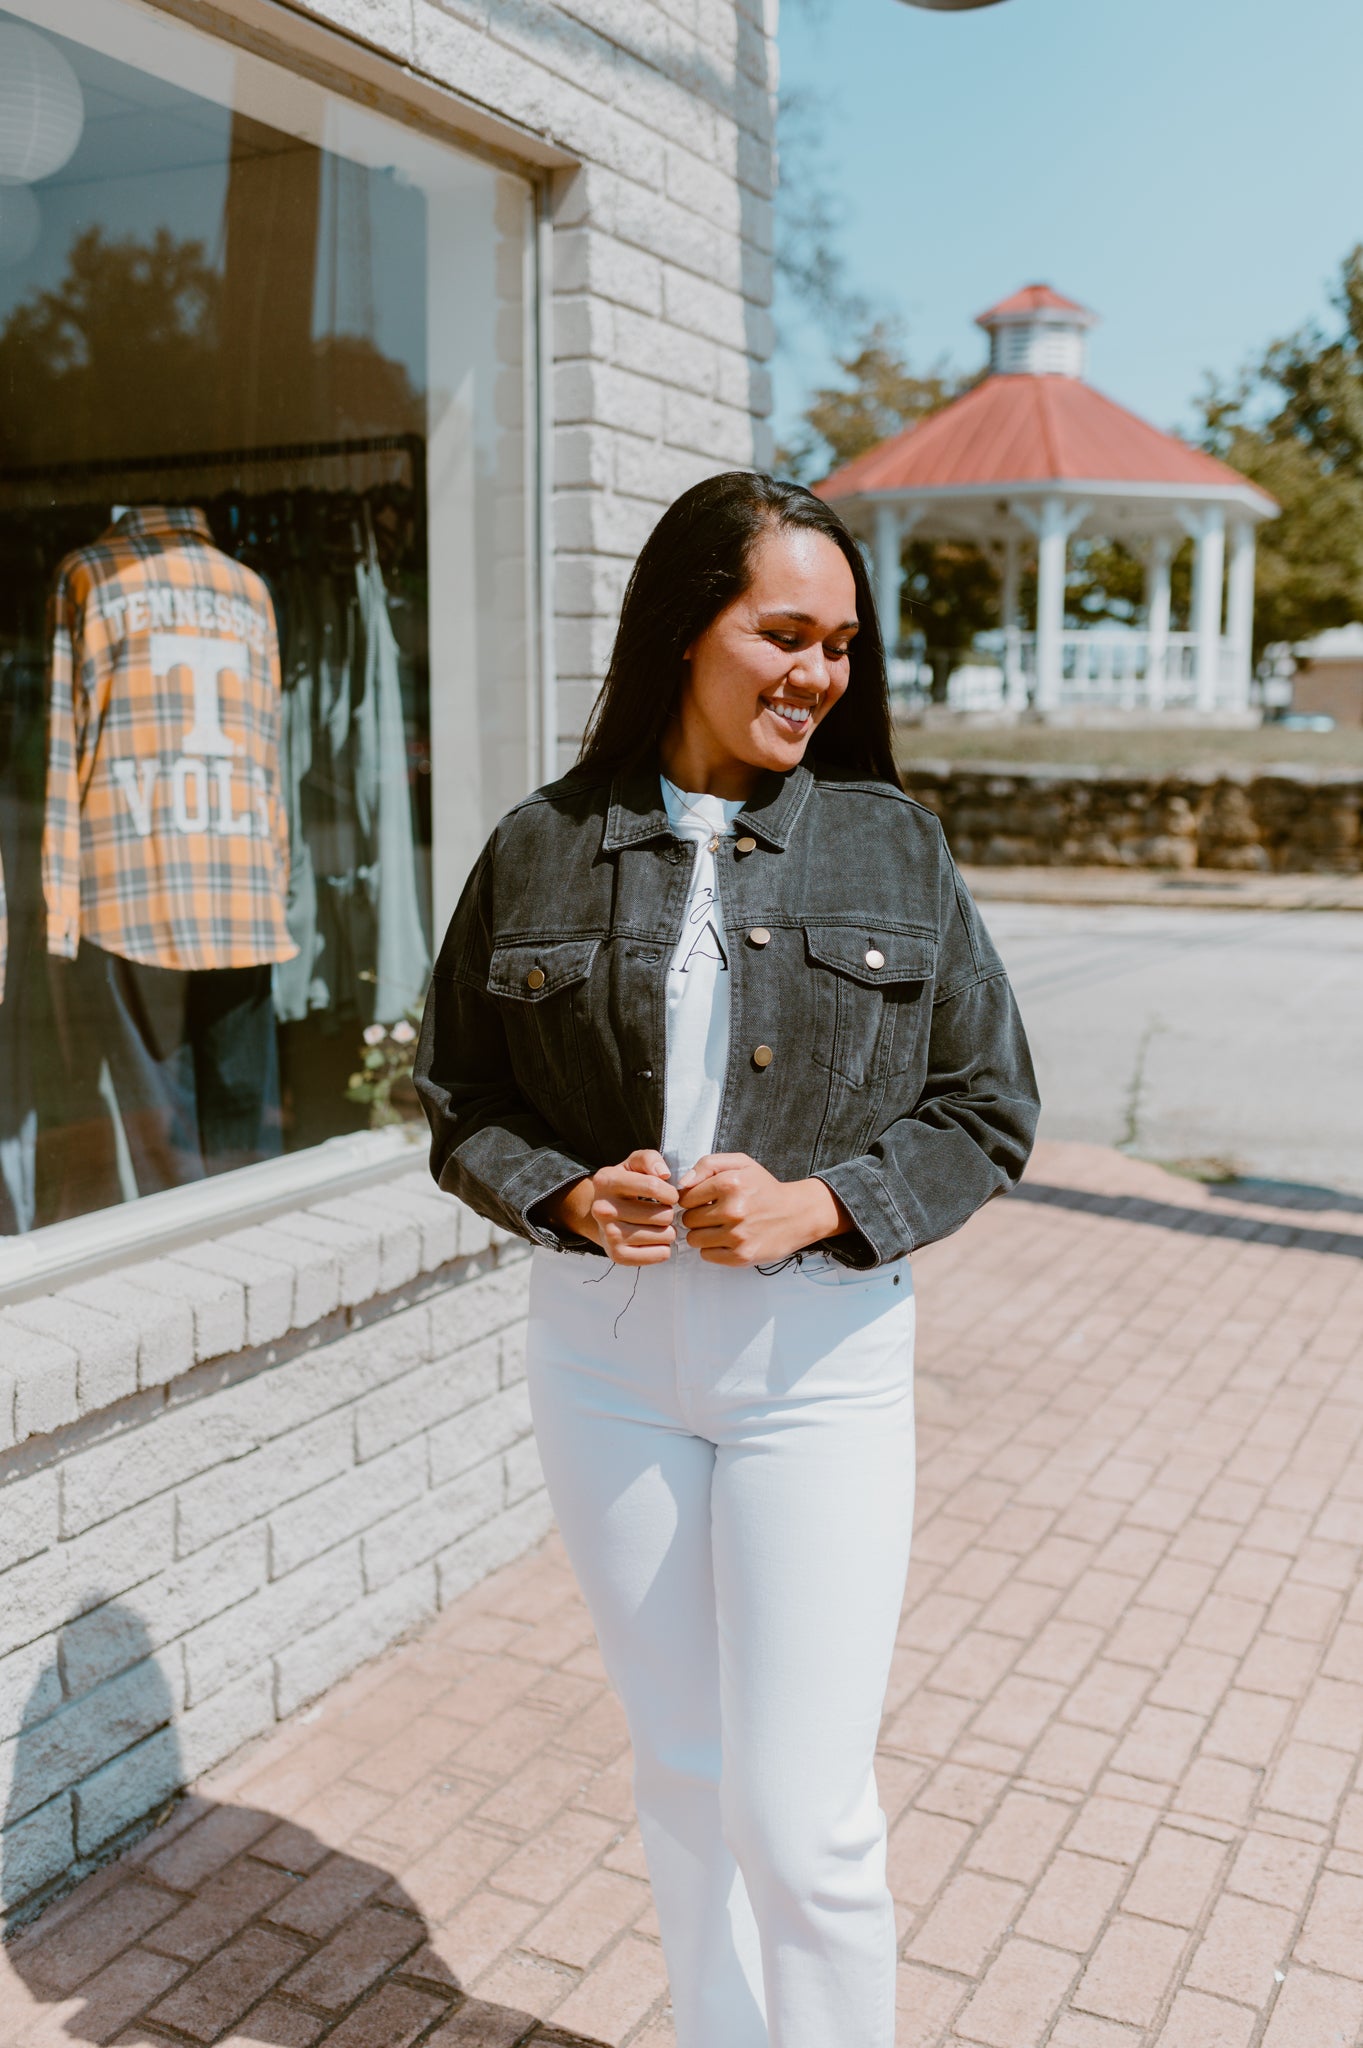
[599,1166,676,1208]
[676,1152,751,1196]
[626,1148,671,1179]
[597,1194,676,1226]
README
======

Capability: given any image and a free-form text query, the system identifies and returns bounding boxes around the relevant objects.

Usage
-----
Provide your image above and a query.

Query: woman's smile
[761,693,817,732]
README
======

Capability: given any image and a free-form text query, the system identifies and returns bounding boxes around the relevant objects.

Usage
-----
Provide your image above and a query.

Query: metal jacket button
[526,967,546,990]
[752,1043,774,1068]
[735,835,757,854]
[864,948,885,970]
[747,927,771,947]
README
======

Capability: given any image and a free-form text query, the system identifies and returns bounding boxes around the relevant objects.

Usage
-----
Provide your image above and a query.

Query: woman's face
[676,523,859,781]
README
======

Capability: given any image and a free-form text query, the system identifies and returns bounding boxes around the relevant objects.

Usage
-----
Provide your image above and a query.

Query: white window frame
[0,0,563,1302]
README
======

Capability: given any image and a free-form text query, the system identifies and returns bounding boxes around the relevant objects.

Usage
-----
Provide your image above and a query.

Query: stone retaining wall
[900,761,1363,872]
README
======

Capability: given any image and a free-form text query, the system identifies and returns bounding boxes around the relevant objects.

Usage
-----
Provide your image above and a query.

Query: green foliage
[779,319,969,482]
[1200,247,1363,655]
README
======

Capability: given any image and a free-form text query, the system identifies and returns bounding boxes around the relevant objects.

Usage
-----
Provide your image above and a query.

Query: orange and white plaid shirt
[44,506,295,972]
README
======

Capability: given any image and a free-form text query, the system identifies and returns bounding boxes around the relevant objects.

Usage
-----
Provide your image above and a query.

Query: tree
[1199,249,1363,657]
[779,321,995,676]
[780,319,964,482]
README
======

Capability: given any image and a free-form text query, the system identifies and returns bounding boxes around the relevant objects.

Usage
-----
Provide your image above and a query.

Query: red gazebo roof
[817,374,1271,503]
[976,283,1095,327]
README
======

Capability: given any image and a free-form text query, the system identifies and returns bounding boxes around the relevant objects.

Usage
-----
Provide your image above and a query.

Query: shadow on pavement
[3,1606,605,2046]
[1015,1180,1363,1260]
[1205,1174,1363,1217]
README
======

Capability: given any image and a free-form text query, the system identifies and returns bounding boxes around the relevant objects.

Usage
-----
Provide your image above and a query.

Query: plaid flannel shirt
[44,507,295,971]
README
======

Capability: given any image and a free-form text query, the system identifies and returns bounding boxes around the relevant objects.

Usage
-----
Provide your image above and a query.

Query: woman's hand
[676,1154,851,1265]
[548,1150,678,1265]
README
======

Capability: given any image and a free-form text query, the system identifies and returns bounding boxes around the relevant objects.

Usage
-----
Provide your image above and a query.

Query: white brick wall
[0,0,777,1921]
[0,1173,546,1921]
[285,0,778,765]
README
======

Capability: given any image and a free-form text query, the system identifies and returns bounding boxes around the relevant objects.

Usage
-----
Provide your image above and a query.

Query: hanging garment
[273,515,428,1026]
[354,526,429,1023]
[272,559,322,1023]
[43,506,295,971]
[64,941,282,1202]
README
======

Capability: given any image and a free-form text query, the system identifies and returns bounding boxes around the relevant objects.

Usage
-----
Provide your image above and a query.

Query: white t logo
[151,633,243,756]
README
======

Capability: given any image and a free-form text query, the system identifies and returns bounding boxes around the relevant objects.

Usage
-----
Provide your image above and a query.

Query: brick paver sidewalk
[5,1139,1363,2047]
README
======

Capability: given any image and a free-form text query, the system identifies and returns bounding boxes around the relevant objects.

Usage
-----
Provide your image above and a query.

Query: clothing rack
[0,433,426,517]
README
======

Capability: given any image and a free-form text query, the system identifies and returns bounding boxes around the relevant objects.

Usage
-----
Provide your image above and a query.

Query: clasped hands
[548,1149,850,1267]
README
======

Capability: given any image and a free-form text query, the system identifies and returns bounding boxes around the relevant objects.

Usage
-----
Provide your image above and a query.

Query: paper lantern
[0,181,41,267]
[0,24,85,184]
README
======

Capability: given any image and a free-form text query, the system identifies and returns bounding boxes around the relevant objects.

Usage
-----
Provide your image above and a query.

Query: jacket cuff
[502,1149,604,1256]
[815,1160,920,1269]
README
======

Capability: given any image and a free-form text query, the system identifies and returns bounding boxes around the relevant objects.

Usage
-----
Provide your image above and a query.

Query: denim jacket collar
[602,760,813,854]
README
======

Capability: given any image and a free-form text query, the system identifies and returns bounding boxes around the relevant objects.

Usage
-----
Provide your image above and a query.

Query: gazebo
[818,285,1279,714]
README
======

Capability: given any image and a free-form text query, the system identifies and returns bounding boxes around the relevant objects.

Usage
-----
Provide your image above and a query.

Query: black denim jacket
[415,760,1039,1267]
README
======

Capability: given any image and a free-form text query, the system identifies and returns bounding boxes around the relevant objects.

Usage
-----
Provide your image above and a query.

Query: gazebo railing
[890,631,1242,715]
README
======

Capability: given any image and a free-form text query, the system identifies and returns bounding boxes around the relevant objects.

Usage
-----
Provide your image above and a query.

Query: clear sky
[773,0,1363,450]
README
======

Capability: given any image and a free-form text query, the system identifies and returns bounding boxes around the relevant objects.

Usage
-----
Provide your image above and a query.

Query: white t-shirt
[660,777,745,1186]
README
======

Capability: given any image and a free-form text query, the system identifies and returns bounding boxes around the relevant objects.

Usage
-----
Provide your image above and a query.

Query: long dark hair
[577,472,900,787]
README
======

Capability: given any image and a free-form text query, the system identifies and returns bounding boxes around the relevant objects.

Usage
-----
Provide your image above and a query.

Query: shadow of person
[2,1605,596,2045]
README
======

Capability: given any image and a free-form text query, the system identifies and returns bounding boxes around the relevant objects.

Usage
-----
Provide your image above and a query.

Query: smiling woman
[414,470,1040,2048]
[577,471,898,795]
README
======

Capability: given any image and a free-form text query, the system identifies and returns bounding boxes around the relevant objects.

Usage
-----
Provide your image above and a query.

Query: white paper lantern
[0,24,85,184]
[0,180,40,267]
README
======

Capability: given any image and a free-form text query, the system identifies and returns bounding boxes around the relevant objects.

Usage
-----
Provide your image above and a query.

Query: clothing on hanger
[43,505,295,971]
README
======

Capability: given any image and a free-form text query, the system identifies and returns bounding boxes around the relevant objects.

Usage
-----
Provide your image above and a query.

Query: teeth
[767,702,812,726]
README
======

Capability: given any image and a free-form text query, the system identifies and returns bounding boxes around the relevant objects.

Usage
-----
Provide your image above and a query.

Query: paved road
[986,902,1363,1200]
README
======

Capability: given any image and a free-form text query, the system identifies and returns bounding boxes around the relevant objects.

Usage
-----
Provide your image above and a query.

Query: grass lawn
[894,722,1363,775]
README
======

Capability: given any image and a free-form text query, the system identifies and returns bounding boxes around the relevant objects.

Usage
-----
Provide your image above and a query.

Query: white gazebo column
[1226,518,1257,712]
[1180,503,1227,714]
[1025,496,1087,713]
[1144,534,1173,712]
[872,500,904,655]
[1000,533,1026,709]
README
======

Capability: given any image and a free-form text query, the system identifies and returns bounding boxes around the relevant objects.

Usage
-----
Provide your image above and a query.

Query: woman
[416,472,1038,2046]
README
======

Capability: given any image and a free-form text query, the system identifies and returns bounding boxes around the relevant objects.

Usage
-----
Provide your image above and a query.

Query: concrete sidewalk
[962,866,1363,914]
[5,1141,1363,2047]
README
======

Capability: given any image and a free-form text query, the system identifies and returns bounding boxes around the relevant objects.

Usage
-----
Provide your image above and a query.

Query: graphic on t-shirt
[678,887,728,973]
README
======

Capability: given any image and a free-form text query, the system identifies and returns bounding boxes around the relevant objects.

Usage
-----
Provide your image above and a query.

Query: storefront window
[0,0,538,1233]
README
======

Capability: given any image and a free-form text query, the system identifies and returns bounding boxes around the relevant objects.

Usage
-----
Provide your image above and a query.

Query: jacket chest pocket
[487,935,600,1107]
[806,925,936,1087]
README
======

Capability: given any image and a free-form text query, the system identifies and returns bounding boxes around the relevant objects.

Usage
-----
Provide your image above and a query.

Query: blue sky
[773,0,1363,450]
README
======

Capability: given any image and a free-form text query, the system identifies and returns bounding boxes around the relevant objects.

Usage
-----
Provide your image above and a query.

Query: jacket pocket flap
[805,925,937,987]
[488,936,600,1000]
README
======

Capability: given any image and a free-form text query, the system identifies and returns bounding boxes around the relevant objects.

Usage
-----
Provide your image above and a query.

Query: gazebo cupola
[817,285,1278,716]
[978,283,1097,378]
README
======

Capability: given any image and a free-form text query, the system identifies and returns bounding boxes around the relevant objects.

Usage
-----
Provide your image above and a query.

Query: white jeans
[526,1243,916,2048]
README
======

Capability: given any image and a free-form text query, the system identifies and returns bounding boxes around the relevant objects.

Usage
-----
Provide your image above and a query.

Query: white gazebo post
[1144,534,1173,712]
[1015,495,1087,713]
[873,500,904,655]
[1180,504,1227,713]
[1226,519,1257,711]
[1000,531,1026,709]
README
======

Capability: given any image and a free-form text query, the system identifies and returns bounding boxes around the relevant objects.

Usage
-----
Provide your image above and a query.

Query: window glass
[0,0,536,1230]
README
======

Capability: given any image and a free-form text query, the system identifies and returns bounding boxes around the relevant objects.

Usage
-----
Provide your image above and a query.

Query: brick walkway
[5,1139,1363,2048]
